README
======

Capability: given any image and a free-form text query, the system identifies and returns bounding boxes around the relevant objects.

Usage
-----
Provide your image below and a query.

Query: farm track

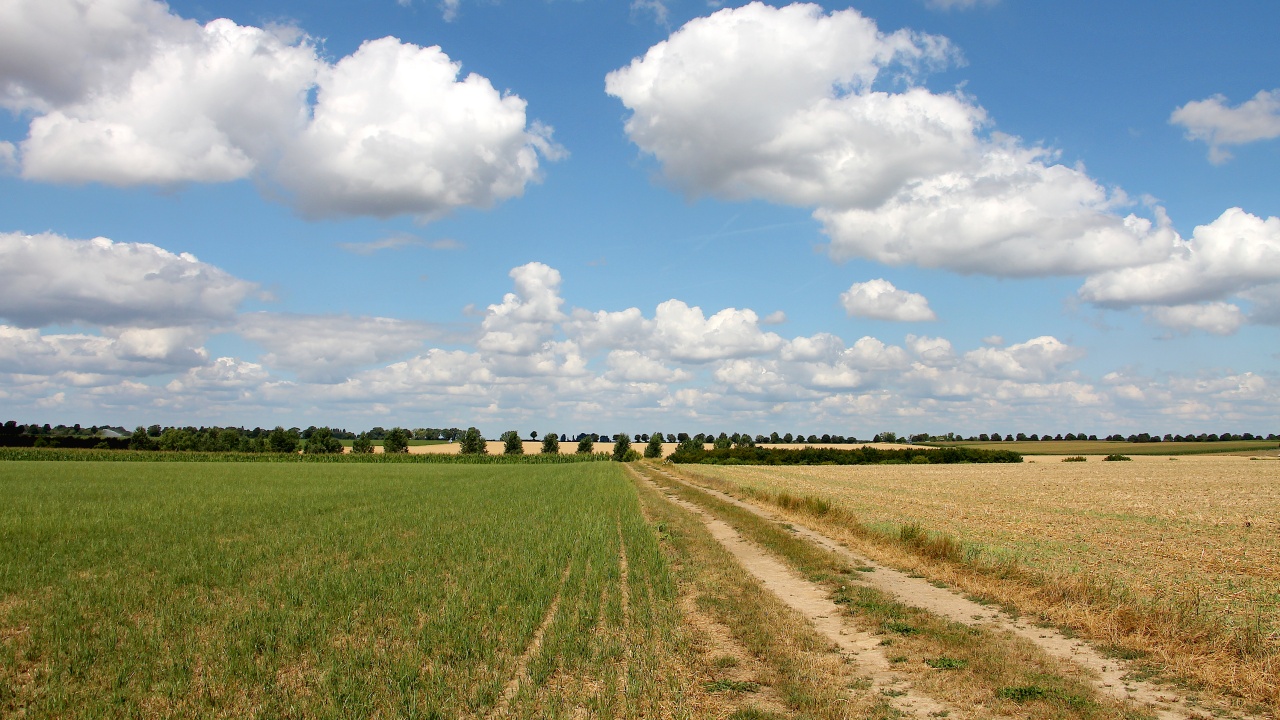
[635,463,1267,720]
[631,465,964,719]
[488,561,575,719]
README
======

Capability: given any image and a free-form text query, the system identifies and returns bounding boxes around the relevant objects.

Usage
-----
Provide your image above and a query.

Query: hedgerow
[667,444,1022,465]
[0,447,612,464]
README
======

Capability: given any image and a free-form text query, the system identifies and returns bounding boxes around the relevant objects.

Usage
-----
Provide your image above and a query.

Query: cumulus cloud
[0,0,559,220]
[479,262,568,354]
[841,278,936,321]
[237,312,434,382]
[0,231,256,328]
[1171,89,1280,164]
[0,325,208,376]
[962,336,1081,382]
[2,257,1272,431]
[1078,208,1280,307]
[649,301,783,363]
[605,3,1217,279]
[278,37,561,219]
[1146,303,1244,336]
[606,3,965,209]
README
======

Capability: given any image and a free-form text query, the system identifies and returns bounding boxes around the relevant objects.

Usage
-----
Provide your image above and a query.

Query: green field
[932,439,1279,455]
[0,461,683,718]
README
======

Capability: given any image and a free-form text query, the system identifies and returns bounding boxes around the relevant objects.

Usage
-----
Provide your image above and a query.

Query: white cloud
[0,232,256,328]
[167,357,269,393]
[924,0,998,9]
[840,278,936,321]
[0,325,208,377]
[237,312,434,382]
[761,310,787,325]
[631,0,669,25]
[605,350,690,383]
[606,3,965,209]
[1078,208,1280,307]
[962,336,1081,382]
[18,18,315,185]
[478,262,567,354]
[649,301,782,363]
[1171,89,1280,164]
[337,233,464,255]
[0,0,559,220]
[815,144,1180,276]
[906,335,954,366]
[278,37,562,220]
[1146,303,1244,336]
[606,3,1211,280]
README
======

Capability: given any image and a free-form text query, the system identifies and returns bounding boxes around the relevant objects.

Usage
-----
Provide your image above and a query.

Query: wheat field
[686,454,1280,711]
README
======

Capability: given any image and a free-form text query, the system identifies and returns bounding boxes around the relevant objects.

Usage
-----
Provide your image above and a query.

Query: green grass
[0,461,681,718]
[933,439,1277,456]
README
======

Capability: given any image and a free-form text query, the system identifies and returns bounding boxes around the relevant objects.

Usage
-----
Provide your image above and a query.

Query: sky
[1,0,1278,438]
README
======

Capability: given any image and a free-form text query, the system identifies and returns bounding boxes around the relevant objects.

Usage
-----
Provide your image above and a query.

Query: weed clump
[1062,456,1087,462]
[1103,454,1132,461]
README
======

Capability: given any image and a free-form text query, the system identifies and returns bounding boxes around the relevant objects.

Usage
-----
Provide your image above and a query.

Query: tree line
[2,420,1274,455]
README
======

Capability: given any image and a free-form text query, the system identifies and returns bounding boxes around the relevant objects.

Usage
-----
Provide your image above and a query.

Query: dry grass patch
[685,456,1280,713]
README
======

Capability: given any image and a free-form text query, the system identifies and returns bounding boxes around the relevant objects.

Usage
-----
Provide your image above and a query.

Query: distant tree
[501,430,524,455]
[714,432,732,450]
[576,435,595,454]
[266,426,299,454]
[668,433,678,442]
[304,428,344,454]
[612,433,632,461]
[734,434,754,449]
[1015,433,1028,442]
[383,427,411,453]
[644,431,664,459]
[541,432,560,454]
[978,433,990,441]
[459,427,487,455]
[530,430,538,441]
[351,434,374,454]
[783,432,794,444]
[129,426,157,451]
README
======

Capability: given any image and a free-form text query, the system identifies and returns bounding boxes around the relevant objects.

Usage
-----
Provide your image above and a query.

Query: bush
[612,434,632,462]
[266,426,299,454]
[304,427,344,454]
[576,436,594,454]
[1062,456,1087,462]
[458,427,487,455]
[643,431,664,459]
[382,427,410,454]
[351,435,374,454]
[1103,454,1131,462]
[540,431,560,454]
[500,430,523,455]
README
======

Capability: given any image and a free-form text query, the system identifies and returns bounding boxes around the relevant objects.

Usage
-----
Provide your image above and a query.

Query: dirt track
[637,463,1262,720]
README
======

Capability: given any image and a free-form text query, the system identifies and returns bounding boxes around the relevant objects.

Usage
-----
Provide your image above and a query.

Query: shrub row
[667,445,1022,465]
[0,448,614,464]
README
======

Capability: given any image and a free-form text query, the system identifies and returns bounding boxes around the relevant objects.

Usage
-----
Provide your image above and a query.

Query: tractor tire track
[647,464,1253,720]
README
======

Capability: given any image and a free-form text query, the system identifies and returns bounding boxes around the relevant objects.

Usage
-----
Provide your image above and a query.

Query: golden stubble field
[686,454,1280,710]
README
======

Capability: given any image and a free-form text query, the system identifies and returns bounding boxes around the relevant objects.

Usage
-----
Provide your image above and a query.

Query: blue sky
[2,0,1278,438]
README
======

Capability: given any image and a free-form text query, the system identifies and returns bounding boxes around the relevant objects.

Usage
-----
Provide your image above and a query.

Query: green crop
[0,460,681,717]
